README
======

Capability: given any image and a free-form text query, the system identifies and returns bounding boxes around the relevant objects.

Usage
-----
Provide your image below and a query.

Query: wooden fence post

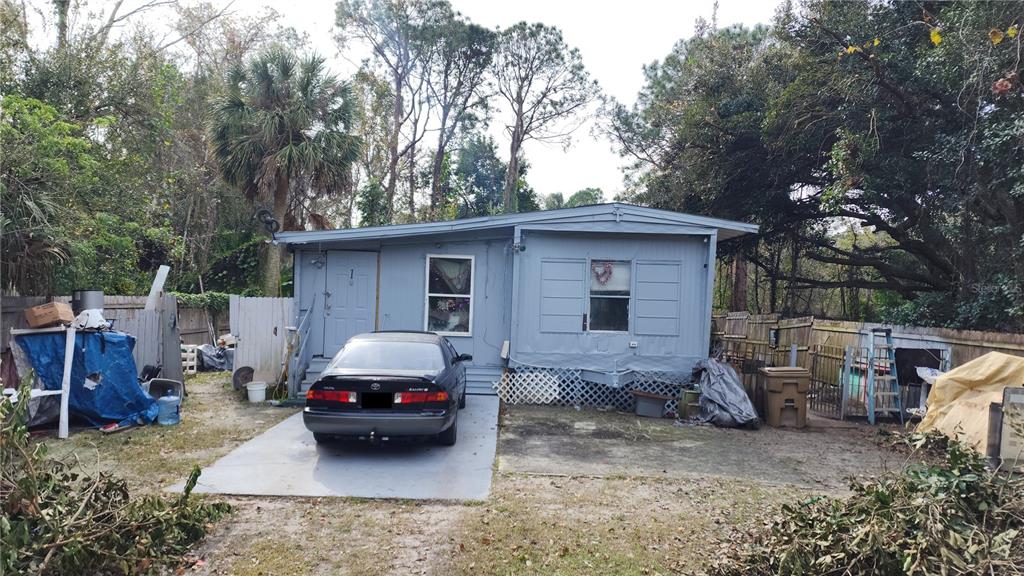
[160,294,183,382]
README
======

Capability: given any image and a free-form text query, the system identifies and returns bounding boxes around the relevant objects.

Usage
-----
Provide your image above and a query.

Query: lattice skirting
[493,367,690,413]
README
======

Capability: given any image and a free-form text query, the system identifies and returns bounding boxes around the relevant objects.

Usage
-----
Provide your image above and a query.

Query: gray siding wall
[512,231,710,373]
[293,228,714,375]
[295,237,513,368]
[377,238,512,367]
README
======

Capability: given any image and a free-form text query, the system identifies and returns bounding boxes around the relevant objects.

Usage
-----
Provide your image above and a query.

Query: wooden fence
[177,307,230,346]
[714,312,1024,368]
[713,311,1024,419]
[2,294,183,382]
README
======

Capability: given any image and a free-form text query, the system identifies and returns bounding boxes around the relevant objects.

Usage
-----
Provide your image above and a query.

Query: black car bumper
[303,407,454,437]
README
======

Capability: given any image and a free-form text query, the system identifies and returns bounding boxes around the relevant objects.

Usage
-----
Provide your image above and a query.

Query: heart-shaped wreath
[591,261,614,285]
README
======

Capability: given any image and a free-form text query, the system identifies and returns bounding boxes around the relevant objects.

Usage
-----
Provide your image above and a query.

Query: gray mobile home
[276,203,756,403]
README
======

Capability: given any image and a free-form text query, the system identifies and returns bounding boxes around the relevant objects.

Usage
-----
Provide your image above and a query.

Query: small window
[589,260,630,331]
[425,255,473,335]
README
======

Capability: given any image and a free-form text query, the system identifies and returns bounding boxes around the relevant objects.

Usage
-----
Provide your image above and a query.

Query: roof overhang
[274,203,758,246]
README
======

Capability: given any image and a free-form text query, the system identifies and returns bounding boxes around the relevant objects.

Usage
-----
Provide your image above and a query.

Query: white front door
[323,251,378,357]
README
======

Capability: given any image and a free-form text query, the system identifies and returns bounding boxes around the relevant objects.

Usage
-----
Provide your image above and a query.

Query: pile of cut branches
[711,434,1023,575]
[1,379,230,575]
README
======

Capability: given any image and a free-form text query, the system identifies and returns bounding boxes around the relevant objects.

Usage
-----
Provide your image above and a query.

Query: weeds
[711,433,1023,575]
[1,377,230,575]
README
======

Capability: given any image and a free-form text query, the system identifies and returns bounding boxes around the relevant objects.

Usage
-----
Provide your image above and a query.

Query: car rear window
[328,340,445,371]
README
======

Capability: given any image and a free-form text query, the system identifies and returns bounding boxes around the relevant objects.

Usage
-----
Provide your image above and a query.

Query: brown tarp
[918,352,1024,451]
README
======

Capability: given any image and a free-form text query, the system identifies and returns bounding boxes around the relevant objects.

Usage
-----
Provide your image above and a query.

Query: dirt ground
[497,405,902,492]
[39,373,910,575]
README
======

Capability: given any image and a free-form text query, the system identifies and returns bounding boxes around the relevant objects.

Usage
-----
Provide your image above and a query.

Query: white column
[59,326,76,439]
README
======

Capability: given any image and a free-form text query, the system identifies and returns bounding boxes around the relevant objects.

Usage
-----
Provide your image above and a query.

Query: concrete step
[298,356,333,393]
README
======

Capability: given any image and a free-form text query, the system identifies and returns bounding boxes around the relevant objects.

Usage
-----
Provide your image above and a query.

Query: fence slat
[230,296,294,384]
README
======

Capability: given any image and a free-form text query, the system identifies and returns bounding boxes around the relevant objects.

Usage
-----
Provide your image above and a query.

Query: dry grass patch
[190,497,468,576]
[40,372,298,492]
[450,472,810,576]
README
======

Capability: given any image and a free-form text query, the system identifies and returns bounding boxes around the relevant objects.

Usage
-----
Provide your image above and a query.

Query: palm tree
[209,46,359,296]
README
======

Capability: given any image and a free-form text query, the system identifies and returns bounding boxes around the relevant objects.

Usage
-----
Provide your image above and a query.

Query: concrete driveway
[172,395,499,500]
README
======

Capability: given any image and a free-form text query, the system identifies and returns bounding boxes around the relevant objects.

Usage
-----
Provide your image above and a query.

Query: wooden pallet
[181,344,198,375]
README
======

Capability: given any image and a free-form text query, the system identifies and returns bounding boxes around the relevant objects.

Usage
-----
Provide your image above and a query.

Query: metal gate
[808,345,846,419]
[809,344,905,420]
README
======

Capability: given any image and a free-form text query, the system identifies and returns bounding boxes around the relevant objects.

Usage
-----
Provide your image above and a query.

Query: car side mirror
[454,353,472,363]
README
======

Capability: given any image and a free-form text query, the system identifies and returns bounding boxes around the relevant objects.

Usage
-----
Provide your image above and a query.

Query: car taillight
[393,391,449,404]
[307,389,357,403]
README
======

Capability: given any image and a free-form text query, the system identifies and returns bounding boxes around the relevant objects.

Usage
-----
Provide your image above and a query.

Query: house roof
[274,202,758,246]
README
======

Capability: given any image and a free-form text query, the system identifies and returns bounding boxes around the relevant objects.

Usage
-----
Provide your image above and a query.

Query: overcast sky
[248,0,782,202]
[28,0,778,201]
[33,0,781,202]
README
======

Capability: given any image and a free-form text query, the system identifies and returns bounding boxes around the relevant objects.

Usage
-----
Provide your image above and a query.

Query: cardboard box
[24,302,74,328]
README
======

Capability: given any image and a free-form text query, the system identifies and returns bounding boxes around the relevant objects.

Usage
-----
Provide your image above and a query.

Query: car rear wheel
[459,392,466,409]
[313,432,333,444]
[437,415,458,446]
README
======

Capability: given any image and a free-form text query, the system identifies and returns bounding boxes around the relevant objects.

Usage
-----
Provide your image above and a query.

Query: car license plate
[361,392,392,409]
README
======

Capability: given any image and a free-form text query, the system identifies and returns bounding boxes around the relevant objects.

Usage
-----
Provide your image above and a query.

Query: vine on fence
[172,291,230,313]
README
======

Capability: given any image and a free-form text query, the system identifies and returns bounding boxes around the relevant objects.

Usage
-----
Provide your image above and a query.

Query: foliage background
[3,0,1023,332]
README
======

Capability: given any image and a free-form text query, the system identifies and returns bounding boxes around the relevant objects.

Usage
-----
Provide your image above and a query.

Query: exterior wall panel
[512,231,710,373]
[377,238,512,368]
[539,259,586,334]
[635,261,682,336]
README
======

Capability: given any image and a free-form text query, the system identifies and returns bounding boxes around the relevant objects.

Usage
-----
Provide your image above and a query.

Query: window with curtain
[425,255,473,335]
[589,260,630,331]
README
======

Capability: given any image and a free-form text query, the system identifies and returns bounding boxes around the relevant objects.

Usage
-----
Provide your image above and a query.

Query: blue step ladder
[867,328,903,425]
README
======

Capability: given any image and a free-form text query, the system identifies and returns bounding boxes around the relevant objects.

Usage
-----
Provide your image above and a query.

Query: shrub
[0,377,230,575]
[711,434,1023,575]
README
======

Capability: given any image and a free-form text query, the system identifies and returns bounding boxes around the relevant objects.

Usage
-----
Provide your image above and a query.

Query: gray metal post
[840,346,852,420]
[789,343,798,367]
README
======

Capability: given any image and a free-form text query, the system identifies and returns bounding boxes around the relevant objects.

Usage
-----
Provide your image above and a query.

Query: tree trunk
[769,244,781,313]
[343,165,355,228]
[752,246,762,313]
[407,142,416,220]
[263,172,288,296]
[731,251,748,312]
[785,234,800,315]
[55,0,69,50]
[430,110,451,219]
[383,71,403,223]
[503,130,522,213]
[430,144,445,219]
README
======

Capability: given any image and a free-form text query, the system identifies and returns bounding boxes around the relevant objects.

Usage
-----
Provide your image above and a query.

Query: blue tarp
[15,331,158,427]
